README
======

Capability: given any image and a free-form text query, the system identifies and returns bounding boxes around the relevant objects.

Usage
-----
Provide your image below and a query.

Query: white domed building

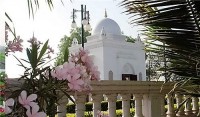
[69,14,146,81]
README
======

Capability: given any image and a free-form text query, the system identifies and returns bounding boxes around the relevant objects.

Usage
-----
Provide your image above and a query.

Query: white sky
[4,0,140,78]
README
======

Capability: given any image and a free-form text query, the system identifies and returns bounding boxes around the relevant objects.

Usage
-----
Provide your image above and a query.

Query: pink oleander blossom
[26,104,46,117]
[67,74,84,91]
[18,90,38,109]
[7,36,23,53]
[5,98,14,114]
[51,48,100,92]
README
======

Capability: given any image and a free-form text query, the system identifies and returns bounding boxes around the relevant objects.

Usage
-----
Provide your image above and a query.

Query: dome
[92,18,121,35]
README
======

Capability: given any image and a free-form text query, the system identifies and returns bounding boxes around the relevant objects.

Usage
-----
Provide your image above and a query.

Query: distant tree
[126,36,135,43]
[55,27,91,66]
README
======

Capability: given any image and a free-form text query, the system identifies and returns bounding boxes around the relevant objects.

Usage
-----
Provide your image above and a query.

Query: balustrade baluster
[175,94,186,117]
[134,94,144,117]
[184,95,193,116]
[106,94,117,117]
[121,94,131,117]
[75,94,87,117]
[166,93,175,117]
[192,97,199,115]
[57,96,68,117]
[92,94,103,117]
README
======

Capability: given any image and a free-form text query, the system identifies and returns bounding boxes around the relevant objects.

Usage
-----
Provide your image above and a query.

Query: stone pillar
[121,94,131,117]
[192,97,199,115]
[160,95,166,117]
[166,93,175,117]
[134,94,144,117]
[75,94,86,117]
[57,96,68,117]
[92,94,102,117]
[175,94,186,117]
[185,96,193,116]
[106,94,117,117]
[143,94,161,117]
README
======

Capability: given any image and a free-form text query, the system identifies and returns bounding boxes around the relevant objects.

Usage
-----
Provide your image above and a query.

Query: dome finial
[104,9,107,18]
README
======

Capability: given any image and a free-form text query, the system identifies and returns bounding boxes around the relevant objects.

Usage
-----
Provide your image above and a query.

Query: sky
[4,0,140,78]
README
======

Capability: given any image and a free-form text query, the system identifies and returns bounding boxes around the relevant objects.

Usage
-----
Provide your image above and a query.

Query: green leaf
[38,40,49,62]
[64,46,69,62]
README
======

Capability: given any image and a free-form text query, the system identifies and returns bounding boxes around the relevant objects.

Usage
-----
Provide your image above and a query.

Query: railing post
[192,97,199,115]
[166,93,175,117]
[184,95,193,116]
[134,94,144,117]
[175,93,186,117]
[75,94,86,117]
[143,94,162,117]
[121,94,131,117]
[92,94,102,117]
[106,94,117,117]
[57,96,68,117]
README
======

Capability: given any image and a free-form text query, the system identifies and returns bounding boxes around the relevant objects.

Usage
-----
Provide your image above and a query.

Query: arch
[139,72,142,81]
[108,70,113,80]
[122,63,135,75]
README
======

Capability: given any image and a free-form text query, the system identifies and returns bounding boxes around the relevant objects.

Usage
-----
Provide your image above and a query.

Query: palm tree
[121,0,200,95]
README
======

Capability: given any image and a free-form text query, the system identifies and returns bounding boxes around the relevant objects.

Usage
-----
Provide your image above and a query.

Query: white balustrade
[57,95,68,117]
[106,94,117,117]
[184,95,193,116]
[134,94,144,117]
[75,94,86,117]
[8,80,200,117]
[192,97,199,115]
[92,94,102,117]
[121,94,131,117]
[175,93,186,117]
[166,93,176,117]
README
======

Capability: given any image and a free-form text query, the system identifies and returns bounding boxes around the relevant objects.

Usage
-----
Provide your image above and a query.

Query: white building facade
[69,17,146,81]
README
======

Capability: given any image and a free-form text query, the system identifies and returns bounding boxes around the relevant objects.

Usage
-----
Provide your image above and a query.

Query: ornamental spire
[104,9,107,18]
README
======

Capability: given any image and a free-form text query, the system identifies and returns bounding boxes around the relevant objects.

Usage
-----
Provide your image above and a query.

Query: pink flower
[7,36,23,53]
[51,66,66,80]
[67,74,84,91]
[26,104,46,117]
[5,98,14,114]
[18,91,37,109]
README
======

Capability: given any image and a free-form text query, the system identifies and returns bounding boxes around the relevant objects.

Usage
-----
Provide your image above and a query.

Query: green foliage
[121,0,200,95]
[7,40,73,117]
[126,36,135,43]
[0,52,5,69]
[55,27,91,66]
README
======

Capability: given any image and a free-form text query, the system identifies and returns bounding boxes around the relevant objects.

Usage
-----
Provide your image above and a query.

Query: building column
[57,96,68,117]
[92,94,102,117]
[134,94,144,117]
[192,97,199,115]
[75,94,86,117]
[121,94,131,117]
[166,93,175,117]
[175,93,186,117]
[106,94,117,117]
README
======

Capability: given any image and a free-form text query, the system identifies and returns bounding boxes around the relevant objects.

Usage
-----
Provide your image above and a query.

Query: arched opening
[122,63,137,81]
